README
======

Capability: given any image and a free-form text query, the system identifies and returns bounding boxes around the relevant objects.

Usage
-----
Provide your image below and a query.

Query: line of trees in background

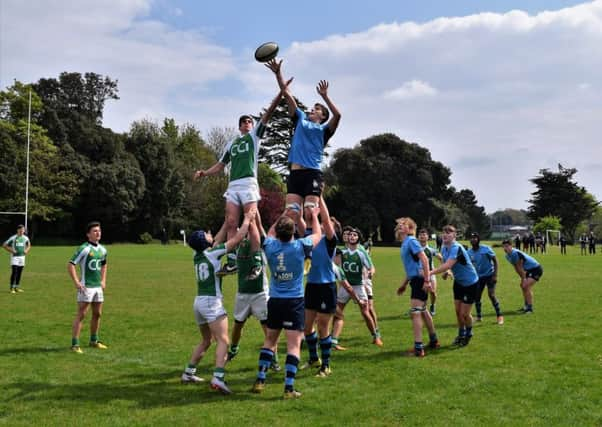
[1,72,597,243]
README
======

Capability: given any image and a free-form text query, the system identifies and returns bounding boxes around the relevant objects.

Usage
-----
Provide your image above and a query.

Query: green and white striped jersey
[4,234,30,257]
[219,123,265,183]
[194,243,228,297]
[423,245,438,270]
[69,242,108,288]
[341,248,371,286]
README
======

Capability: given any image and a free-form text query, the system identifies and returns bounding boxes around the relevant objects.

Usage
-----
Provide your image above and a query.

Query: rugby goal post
[0,90,31,233]
[546,229,561,246]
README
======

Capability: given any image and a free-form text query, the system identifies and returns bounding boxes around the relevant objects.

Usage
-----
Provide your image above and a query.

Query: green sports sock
[213,367,226,380]
[72,338,80,346]
[90,334,99,343]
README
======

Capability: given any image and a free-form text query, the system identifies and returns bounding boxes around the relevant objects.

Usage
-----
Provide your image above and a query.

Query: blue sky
[2,0,601,213]
[149,0,586,48]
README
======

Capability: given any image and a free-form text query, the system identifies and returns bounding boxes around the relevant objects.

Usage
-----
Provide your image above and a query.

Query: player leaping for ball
[194,80,291,276]
[266,59,341,222]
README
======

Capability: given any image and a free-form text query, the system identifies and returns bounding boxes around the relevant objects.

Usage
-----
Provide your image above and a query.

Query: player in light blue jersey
[467,233,504,324]
[302,196,338,377]
[267,59,341,226]
[252,205,322,399]
[502,239,543,314]
[432,225,479,347]
[396,218,439,357]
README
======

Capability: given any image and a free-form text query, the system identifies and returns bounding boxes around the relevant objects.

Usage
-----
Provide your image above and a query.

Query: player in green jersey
[194,82,291,275]
[180,208,256,395]
[68,222,108,354]
[226,213,280,370]
[3,224,31,293]
[332,228,382,348]
[418,229,442,316]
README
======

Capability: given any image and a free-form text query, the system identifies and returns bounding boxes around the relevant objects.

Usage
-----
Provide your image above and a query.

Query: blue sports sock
[493,300,501,316]
[466,326,473,337]
[305,331,319,361]
[459,327,466,337]
[414,341,424,350]
[257,348,274,381]
[284,354,299,391]
[319,335,332,368]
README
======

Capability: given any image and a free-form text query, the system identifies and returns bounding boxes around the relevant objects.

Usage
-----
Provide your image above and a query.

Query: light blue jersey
[400,236,424,279]
[467,244,496,277]
[288,108,331,170]
[263,236,313,298]
[307,236,337,284]
[505,248,540,270]
[442,242,479,286]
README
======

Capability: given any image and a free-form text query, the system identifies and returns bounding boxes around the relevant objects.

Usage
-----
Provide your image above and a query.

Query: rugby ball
[255,42,279,62]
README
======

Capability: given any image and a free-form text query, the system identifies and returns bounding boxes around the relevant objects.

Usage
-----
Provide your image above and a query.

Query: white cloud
[383,80,438,100]
[2,0,602,211]
[0,0,235,131]
[254,1,602,211]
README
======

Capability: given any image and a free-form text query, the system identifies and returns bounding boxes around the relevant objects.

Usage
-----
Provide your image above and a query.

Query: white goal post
[546,229,561,246]
[0,90,31,232]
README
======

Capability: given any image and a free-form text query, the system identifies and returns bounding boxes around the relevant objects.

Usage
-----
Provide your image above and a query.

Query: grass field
[1,243,601,426]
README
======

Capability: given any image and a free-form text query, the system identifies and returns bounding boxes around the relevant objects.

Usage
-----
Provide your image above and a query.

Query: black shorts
[525,266,543,281]
[287,169,324,198]
[409,277,428,302]
[266,297,304,331]
[478,275,496,291]
[305,282,337,313]
[453,281,478,304]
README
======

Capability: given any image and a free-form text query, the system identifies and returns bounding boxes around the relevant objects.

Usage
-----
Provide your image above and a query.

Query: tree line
[2,72,595,243]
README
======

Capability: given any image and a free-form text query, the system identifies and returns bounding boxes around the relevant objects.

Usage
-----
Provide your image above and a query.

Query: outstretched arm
[225,208,257,253]
[260,77,294,125]
[266,59,297,117]
[317,80,341,133]
[319,196,335,240]
[431,258,457,276]
[308,206,322,248]
[194,162,225,180]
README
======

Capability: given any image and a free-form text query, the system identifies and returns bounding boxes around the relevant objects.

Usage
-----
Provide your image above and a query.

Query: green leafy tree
[166,119,223,236]
[532,215,562,235]
[0,82,78,235]
[76,153,145,241]
[325,133,453,241]
[452,188,490,236]
[528,165,598,240]
[489,209,530,226]
[127,119,185,238]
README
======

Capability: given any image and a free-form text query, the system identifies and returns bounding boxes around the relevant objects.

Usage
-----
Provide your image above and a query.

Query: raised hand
[316,80,329,97]
[265,59,282,74]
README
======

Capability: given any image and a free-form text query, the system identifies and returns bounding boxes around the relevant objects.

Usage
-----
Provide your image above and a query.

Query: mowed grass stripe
[1,244,600,426]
